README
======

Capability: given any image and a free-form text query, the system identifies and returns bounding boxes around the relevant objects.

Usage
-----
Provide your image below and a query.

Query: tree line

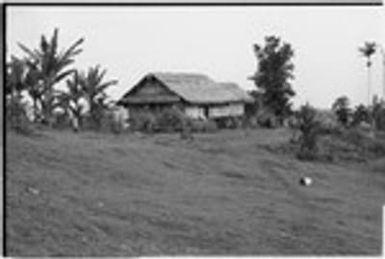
[249,36,385,160]
[6,30,384,146]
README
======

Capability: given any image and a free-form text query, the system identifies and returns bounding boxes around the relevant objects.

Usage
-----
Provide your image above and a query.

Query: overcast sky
[6,5,385,108]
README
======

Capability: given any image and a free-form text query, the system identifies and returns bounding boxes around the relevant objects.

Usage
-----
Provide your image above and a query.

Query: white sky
[6,5,385,108]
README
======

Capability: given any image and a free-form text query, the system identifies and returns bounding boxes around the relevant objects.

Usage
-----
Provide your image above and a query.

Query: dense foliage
[6,29,117,133]
[296,104,321,160]
[332,96,352,127]
[250,36,296,123]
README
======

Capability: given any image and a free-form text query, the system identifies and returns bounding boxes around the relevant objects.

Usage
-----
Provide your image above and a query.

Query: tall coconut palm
[359,42,377,106]
[79,65,118,129]
[18,28,84,127]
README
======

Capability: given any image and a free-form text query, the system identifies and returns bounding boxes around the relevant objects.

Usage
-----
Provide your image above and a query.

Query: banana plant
[18,28,84,126]
[57,71,85,129]
[79,65,118,129]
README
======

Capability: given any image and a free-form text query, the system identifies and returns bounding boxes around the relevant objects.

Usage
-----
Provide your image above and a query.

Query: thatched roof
[218,82,254,103]
[121,72,253,105]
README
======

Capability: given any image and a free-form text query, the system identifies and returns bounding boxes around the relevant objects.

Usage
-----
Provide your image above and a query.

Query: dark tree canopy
[79,65,118,129]
[332,96,352,127]
[352,104,371,126]
[250,36,296,119]
[18,28,84,126]
[359,42,376,67]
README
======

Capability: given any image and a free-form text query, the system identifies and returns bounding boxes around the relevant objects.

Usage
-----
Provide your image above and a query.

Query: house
[117,72,253,121]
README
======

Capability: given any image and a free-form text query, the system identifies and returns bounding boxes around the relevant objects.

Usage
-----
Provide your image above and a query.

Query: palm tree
[79,65,118,129]
[359,42,377,106]
[18,28,84,127]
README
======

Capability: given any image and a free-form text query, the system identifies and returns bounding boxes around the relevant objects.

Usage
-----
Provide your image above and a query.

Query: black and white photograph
[3,1,385,256]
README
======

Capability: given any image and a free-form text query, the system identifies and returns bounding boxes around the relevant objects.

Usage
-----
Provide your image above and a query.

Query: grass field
[5,128,385,256]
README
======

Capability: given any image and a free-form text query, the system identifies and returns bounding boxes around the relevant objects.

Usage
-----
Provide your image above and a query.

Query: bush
[332,96,352,127]
[323,128,385,162]
[202,119,218,133]
[256,109,278,128]
[129,112,157,133]
[352,104,371,127]
[267,113,385,163]
[214,116,243,129]
[315,110,341,135]
[374,106,385,131]
[296,104,322,160]
[245,116,259,129]
[154,107,185,132]
[129,107,220,135]
[188,119,206,132]
[6,98,34,135]
[129,107,186,133]
[183,118,218,133]
[370,157,385,173]
[99,112,123,134]
[52,112,72,130]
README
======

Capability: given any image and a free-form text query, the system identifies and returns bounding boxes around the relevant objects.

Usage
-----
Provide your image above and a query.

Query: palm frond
[50,28,59,58]
[18,43,39,61]
[98,80,118,92]
[97,69,107,86]
[40,35,49,53]
[61,37,84,61]
[55,69,76,84]
[79,65,117,110]
[359,42,377,57]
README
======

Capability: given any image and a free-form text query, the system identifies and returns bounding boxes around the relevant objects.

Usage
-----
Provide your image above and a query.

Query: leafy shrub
[352,104,371,127]
[374,105,385,131]
[154,107,185,132]
[129,112,157,133]
[98,112,122,134]
[326,128,385,161]
[6,97,33,135]
[129,107,219,135]
[332,96,352,127]
[188,119,206,132]
[296,104,321,160]
[184,118,218,133]
[215,116,243,129]
[202,119,218,133]
[350,102,385,132]
[109,116,124,134]
[129,107,186,133]
[315,110,341,135]
[256,109,278,128]
[370,157,385,173]
[268,112,385,163]
[245,116,259,129]
[52,112,72,130]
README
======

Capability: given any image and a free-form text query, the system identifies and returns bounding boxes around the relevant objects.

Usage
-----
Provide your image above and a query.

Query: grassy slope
[5,129,385,256]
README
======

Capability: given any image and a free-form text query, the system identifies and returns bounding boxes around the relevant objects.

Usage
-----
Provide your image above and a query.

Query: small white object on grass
[27,187,40,195]
[299,177,313,186]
